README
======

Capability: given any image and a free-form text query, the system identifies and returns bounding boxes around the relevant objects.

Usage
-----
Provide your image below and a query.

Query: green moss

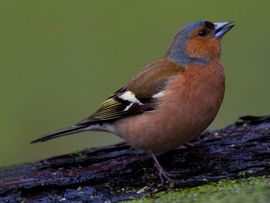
[71,151,87,161]
[126,176,270,203]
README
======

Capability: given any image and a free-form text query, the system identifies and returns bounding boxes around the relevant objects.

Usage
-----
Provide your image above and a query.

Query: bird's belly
[115,97,221,152]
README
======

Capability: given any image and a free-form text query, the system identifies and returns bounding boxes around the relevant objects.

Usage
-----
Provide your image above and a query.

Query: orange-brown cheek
[209,39,221,58]
[186,39,221,59]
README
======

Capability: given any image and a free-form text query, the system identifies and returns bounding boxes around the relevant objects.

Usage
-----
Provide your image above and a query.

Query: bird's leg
[150,152,172,183]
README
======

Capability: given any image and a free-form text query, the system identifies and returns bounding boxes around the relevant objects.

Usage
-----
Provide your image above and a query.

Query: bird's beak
[214,22,234,39]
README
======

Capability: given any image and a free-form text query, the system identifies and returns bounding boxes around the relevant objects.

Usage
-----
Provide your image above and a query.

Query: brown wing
[78,58,185,125]
[31,59,185,143]
[127,58,185,99]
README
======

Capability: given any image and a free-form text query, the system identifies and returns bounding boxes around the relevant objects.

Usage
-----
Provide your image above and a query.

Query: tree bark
[1,115,270,202]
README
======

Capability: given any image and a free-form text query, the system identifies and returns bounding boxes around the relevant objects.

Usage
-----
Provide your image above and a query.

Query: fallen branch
[0,115,270,202]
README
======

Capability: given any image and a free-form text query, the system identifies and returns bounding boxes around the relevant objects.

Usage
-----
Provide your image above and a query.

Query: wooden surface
[0,115,270,202]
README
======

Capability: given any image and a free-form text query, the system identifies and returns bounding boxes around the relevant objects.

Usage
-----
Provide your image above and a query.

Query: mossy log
[0,115,270,202]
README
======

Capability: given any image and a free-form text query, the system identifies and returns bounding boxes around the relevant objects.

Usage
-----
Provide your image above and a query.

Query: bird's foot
[155,163,179,183]
[151,152,180,183]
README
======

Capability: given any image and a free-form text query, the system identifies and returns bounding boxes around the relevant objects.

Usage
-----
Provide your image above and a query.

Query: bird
[32,20,234,182]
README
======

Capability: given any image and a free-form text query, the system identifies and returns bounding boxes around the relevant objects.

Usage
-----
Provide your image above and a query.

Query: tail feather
[31,125,86,144]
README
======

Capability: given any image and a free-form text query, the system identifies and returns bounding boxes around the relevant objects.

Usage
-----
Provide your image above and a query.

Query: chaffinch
[32,21,234,182]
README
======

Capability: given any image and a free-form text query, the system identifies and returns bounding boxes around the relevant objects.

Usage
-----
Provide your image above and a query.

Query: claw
[150,152,179,183]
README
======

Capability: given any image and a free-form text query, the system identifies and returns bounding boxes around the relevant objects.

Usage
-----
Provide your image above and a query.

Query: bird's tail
[31,125,86,144]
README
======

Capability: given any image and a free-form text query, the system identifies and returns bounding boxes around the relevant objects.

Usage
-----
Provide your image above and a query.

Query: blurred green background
[0,0,269,167]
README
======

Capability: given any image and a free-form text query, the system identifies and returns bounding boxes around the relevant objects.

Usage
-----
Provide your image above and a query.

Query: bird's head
[167,21,234,65]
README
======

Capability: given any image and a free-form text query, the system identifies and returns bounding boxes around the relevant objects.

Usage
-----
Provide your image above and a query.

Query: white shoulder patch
[118,91,143,105]
[152,91,165,99]
[124,103,134,111]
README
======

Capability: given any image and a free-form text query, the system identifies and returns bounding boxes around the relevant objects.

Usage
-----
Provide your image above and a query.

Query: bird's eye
[198,29,209,37]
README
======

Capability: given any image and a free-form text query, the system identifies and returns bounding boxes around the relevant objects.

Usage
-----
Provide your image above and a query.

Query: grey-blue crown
[166,21,214,65]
